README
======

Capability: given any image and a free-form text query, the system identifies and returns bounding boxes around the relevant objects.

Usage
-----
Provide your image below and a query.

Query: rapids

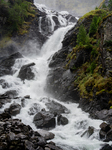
[0,3,109,150]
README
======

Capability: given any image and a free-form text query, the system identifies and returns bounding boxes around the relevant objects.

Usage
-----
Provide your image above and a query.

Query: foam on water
[0,3,108,150]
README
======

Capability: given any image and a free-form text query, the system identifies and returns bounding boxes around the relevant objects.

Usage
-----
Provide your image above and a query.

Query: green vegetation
[66,2,112,106]
[89,16,101,36]
[76,25,89,46]
[0,0,35,34]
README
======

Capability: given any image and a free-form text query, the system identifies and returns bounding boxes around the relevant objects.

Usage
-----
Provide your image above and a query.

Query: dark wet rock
[94,109,112,123]
[100,144,112,150]
[18,63,35,81]
[99,130,106,139]
[57,115,68,126]
[0,79,9,88]
[33,110,56,130]
[46,64,79,102]
[81,126,94,138]
[49,47,68,68]
[69,48,91,71]
[7,132,16,142]
[28,103,41,115]
[100,122,111,132]
[0,52,23,77]
[99,122,112,142]
[4,90,18,99]
[21,98,25,107]
[45,100,69,116]
[0,112,11,120]
[37,129,55,140]
[45,144,63,150]
[24,95,30,99]
[0,116,63,150]
[7,102,21,116]
[0,90,18,108]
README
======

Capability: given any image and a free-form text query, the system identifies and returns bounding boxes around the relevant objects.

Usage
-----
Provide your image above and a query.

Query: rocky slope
[46,0,112,125]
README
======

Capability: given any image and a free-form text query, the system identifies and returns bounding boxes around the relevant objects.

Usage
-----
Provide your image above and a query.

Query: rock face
[46,47,80,102]
[18,63,35,81]
[0,112,63,150]
[46,8,112,125]
[0,52,22,77]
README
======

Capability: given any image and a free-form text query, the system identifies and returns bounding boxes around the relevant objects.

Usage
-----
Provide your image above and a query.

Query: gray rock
[37,129,55,140]
[33,110,56,130]
[0,52,23,77]
[18,63,35,81]
[57,115,68,126]
[8,102,21,116]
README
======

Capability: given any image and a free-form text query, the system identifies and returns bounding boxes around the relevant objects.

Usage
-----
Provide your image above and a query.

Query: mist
[34,0,103,16]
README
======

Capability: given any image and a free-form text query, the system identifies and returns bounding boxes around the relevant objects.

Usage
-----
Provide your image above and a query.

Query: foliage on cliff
[65,1,112,109]
[0,0,35,35]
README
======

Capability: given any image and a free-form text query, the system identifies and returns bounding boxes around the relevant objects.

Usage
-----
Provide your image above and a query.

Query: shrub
[77,24,89,46]
[8,2,28,31]
[0,0,34,33]
[89,16,101,37]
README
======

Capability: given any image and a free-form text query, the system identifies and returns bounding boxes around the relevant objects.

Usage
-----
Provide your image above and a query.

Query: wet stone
[57,115,68,126]
[8,102,21,116]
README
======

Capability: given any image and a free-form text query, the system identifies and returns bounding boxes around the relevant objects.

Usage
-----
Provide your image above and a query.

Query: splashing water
[0,3,107,150]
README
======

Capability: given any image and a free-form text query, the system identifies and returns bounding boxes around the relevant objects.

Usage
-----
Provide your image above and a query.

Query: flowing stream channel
[0,3,109,150]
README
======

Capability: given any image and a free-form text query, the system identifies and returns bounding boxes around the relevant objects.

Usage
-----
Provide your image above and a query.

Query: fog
[34,0,103,16]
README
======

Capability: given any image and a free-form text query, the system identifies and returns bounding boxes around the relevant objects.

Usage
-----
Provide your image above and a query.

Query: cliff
[47,0,112,124]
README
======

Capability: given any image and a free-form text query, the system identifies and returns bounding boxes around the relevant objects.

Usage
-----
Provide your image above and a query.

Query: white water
[0,3,107,150]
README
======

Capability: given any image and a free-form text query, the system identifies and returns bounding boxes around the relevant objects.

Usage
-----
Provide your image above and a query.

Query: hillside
[47,0,112,123]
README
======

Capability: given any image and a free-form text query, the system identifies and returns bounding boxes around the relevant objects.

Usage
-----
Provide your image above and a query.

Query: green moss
[18,22,30,35]
[78,9,107,23]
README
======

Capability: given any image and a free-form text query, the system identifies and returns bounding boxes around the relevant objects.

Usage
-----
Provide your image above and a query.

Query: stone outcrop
[0,112,63,150]
[18,63,35,81]
[0,52,22,77]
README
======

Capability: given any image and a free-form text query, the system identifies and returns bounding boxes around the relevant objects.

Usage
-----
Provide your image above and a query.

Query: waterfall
[0,3,108,150]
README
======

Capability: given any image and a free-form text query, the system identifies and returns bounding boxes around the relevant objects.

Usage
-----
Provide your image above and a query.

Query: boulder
[100,144,112,150]
[100,122,111,132]
[57,115,68,126]
[37,129,55,140]
[18,63,35,81]
[0,116,63,150]
[45,100,69,116]
[33,110,56,130]
[7,102,21,116]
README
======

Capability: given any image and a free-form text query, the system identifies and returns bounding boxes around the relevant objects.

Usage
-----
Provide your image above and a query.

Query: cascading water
[0,3,109,150]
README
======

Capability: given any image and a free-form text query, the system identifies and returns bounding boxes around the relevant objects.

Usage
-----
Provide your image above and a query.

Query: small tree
[89,16,101,37]
[77,24,89,46]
